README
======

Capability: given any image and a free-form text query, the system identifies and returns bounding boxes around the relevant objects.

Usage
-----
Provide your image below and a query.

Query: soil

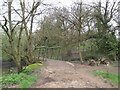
[31,59,118,88]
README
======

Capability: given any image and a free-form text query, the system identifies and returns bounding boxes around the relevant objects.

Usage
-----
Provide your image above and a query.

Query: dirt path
[32,59,118,88]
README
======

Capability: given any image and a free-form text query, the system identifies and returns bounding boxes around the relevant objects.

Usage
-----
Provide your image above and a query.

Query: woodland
[0,0,120,88]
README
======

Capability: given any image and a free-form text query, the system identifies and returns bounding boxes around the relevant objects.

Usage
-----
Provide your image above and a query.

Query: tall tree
[0,0,23,72]
[20,0,41,64]
[93,0,118,60]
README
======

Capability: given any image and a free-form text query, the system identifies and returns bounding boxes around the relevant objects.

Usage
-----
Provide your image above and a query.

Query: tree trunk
[27,38,33,63]
[8,1,23,73]
[15,60,22,73]
[78,26,84,64]
[12,55,22,73]
[78,1,84,64]
[79,42,84,64]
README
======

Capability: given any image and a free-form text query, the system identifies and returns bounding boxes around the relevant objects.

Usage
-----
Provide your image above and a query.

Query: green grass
[0,73,37,88]
[93,70,120,86]
[0,63,43,88]
[18,75,37,88]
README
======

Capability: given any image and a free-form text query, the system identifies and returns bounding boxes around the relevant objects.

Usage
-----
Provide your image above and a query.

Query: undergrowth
[1,63,42,88]
[0,71,37,88]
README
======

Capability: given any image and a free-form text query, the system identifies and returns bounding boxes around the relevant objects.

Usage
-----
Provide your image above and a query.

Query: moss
[25,63,43,69]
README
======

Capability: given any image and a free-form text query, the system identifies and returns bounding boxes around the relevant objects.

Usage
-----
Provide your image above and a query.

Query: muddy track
[32,59,118,88]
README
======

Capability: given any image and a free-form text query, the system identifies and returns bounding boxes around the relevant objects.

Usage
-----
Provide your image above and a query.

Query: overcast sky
[0,0,119,7]
[0,0,119,32]
[43,0,119,6]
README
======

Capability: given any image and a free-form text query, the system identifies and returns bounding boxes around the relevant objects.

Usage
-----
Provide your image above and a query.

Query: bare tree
[0,1,23,72]
[56,1,91,64]
[20,0,41,64]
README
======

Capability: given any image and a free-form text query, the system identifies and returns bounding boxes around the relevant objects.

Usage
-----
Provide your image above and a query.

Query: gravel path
[32,59,118,88]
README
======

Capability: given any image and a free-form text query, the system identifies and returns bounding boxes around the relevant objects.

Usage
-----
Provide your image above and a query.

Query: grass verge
[0,73,37,88]
[93,70,120,86]
[1,63,43,88]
